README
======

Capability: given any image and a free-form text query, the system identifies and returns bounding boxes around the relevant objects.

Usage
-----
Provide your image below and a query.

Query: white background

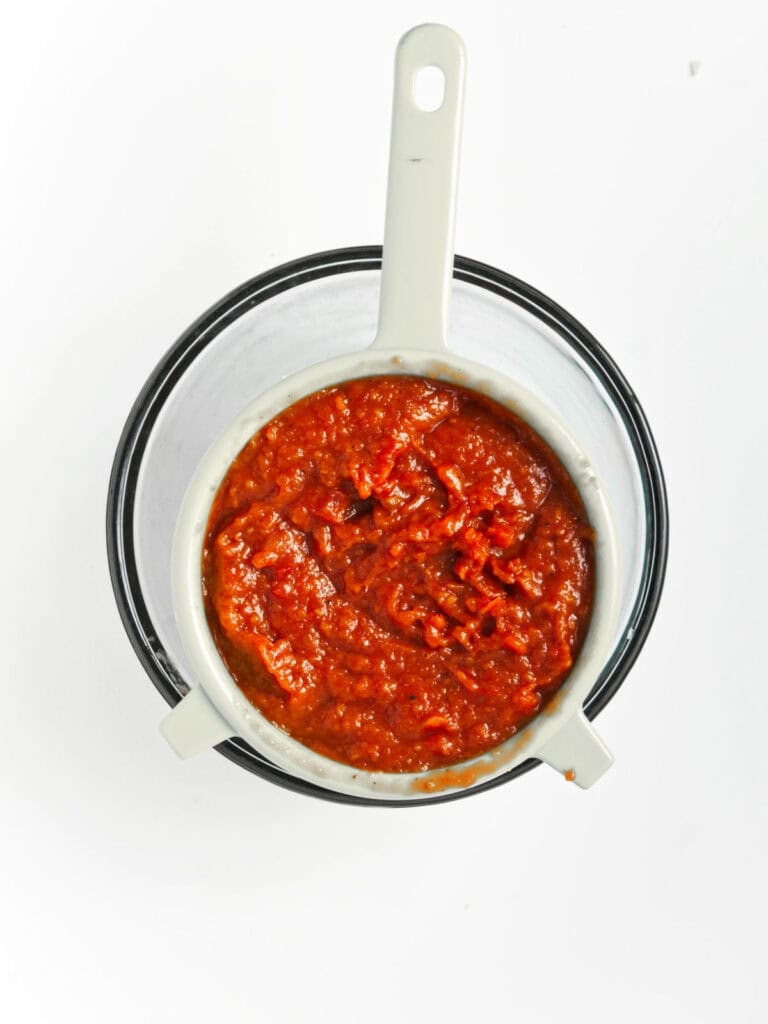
[2,1,766,1020]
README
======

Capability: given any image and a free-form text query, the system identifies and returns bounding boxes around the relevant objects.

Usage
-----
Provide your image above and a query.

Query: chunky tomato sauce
[203,375,594,772]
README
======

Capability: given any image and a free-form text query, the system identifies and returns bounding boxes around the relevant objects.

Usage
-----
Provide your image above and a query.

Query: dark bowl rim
[106,245,669,807]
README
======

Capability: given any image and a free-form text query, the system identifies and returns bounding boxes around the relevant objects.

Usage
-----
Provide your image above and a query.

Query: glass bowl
[106,246,668,806]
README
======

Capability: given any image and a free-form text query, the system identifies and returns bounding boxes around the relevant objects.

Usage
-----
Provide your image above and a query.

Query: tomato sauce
[202,375,594,772]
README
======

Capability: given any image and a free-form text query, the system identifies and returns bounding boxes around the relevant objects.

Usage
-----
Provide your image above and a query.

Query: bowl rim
[106,245,669,807]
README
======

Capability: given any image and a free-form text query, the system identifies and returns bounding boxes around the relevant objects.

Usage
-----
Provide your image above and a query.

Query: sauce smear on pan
[203,375,594,772]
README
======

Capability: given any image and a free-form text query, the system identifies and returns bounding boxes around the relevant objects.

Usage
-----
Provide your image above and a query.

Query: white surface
[1,1,766,1021]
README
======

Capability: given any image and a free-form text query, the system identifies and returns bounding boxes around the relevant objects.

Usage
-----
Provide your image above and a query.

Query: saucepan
[106,24,668,805]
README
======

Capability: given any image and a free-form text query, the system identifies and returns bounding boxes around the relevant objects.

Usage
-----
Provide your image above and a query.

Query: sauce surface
[203,375,594,772]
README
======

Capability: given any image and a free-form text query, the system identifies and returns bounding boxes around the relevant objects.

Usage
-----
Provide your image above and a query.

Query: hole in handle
[412,65,445,112]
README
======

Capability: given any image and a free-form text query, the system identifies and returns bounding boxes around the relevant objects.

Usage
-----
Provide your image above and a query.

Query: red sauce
[203,375,594,772]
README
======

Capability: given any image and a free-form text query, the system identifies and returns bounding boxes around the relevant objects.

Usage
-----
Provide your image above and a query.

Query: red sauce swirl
[203,375,594,772]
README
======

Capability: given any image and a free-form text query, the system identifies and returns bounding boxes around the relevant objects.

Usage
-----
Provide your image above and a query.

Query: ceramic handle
[160,685,235,759]
[373,24,466,352]
[536,712,614,789]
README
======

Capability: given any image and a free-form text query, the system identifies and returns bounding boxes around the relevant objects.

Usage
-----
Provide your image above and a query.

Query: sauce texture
[203,375,594,772]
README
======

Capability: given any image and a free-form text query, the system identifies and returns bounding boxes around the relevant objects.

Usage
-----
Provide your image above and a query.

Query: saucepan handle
[536,711,614,789]
[160,686,235,759]
[372,23,466,353]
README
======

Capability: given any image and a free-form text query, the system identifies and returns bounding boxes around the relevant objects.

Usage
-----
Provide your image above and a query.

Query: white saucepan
[160,24,620,799]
